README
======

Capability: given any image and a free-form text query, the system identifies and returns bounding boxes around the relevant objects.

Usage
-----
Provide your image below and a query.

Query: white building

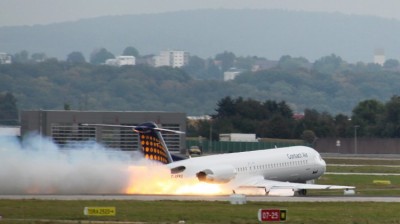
[0,126,20,137]
[105,56,135,66]
[154,50,189,68]
[0,53,12,64]
[224,68,244,81]
[374,49,385,66]
[219,133,257,142]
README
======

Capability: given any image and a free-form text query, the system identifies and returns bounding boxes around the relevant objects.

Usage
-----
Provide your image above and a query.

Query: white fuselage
[167,146,326,185]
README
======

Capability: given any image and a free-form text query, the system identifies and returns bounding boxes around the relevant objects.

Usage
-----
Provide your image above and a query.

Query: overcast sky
[1,0,400,27]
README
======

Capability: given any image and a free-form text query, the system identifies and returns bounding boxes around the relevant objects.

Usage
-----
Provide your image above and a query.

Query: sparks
[125,165,229,195]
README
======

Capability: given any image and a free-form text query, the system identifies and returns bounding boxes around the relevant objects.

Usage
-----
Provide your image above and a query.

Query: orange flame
[125,165,230,195]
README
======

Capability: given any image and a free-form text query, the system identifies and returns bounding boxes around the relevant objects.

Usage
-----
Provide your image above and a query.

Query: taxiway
[0,194,399,202]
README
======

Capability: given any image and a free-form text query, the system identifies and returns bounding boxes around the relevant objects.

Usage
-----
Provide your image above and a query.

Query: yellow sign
[373,180,391,185]
[84,207,116,216]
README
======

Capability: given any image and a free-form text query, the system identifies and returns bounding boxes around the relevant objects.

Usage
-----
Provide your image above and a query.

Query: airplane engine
[196,165,236,183]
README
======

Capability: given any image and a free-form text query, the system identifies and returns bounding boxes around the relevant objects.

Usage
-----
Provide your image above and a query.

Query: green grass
[316,156,400,196]
[327,165,400,173]
[0,200,400,224]
[315,157,400,196]
[311,174,400,196]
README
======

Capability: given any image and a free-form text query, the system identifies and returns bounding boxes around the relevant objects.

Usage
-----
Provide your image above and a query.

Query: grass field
[0,200,400,224]
[1,156,400,223]
[315,157,400,196]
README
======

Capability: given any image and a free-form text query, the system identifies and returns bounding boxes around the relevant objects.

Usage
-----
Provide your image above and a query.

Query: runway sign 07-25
[258,209,287,222]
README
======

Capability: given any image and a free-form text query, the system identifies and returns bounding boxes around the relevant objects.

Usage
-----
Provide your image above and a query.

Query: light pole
[354,125,359,154]
[208,121,212,152]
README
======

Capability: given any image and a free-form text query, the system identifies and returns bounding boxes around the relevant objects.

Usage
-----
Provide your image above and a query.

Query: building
[219,133,257,142]
[374,49,385,66]
[0,53,12,64]
[21,111,186,153]
[223,68,244,81]
[0,126,20,137]
[154,50,189,68]
[105,56,136,66]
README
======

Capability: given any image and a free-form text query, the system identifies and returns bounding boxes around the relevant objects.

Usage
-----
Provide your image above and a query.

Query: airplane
[82,122,355,196]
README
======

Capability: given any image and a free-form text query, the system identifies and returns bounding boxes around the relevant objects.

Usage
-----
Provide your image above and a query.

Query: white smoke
[0,134,152,194]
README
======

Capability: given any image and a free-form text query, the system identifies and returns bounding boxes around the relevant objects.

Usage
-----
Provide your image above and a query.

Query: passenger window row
[236,160,308,173]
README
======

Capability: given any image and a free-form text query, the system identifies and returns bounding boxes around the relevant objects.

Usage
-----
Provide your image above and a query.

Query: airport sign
[83,207,116,216]
[258,209,287,222]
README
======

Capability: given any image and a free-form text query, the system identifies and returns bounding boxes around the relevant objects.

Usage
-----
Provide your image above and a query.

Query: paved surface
[1,156,399,203]
[322,153,400,159]
[0,194,399,202]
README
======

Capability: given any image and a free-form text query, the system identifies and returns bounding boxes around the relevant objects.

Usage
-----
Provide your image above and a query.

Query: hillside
[1,9,400,62]
[1,60,400,116]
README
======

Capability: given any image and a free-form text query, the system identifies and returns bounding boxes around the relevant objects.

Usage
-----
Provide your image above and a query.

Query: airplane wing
[233,175,355,195]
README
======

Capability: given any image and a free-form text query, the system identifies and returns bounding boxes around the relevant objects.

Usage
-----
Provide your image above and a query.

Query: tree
[64,103,71,110]
[0,92,18,125]
[122,46,140,57]
[352,99,384,136]
[313,54,347,74]
[13,50,29,63]
[278,55,310,71]
[265,114,293,138]
[365,62,382,72]
[334,114,351,137]
[298,109,335,138]
[195,119,217,140]
[31,52,47,62]
[90,48,115,64]
[381,95,400,137]
[67,51,86,64]
[183,55,206,78]
[316,112,336,137]
[205,60,223,80]
[214,96,236,118]
[235,56,262,70]
[215,51,236,71]
[385,96,400,123]
[384,59,400,70]
[301,130,317,145]
[213,97,296,138]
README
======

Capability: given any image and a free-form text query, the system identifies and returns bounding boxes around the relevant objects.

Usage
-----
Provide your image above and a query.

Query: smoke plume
[0,134,156,194]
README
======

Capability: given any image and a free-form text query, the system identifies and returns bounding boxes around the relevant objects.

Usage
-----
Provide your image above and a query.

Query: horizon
[1,0,400,27]
[1,8,398,63]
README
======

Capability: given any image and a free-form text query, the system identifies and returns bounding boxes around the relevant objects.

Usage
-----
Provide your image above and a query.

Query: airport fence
[187,138,400,155]
[315,137,400,154]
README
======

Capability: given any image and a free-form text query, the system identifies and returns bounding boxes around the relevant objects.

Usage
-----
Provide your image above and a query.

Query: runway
[0,194,399,202]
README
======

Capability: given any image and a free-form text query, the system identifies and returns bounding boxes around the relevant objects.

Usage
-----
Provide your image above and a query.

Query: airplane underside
[232,186,309,197]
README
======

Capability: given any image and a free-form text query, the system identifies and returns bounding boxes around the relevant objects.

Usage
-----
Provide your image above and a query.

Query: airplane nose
[315,154,326,172]
[320,158,327,172]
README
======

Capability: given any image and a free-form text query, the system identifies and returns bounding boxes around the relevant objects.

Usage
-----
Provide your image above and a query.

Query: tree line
[2,91,400,140]
[0,90,400,143]
[2,50,400,120]
[11,46,140,65]
[0,92,18,125]
[188,96,400,142]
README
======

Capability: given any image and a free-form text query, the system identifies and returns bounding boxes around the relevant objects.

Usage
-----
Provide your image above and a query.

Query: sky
[1,0,400,27]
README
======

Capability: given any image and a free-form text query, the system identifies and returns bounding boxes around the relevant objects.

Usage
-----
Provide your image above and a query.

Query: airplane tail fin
[81,122,183,164]
[134,122,183,164]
